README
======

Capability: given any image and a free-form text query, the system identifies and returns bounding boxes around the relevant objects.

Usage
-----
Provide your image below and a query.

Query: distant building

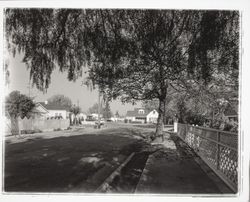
[89,113,103,120]
[224,104,238,122]
[110,117,125,122]
[38,101,70,119]
[126,108,158,123]
[30,103,49,119]
[146,109,159,123]
[78,113,87,121]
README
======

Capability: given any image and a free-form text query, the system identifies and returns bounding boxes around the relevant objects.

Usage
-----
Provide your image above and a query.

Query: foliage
[223,120,238,132]
[88,103,103,114]
[47,94,72,109]
[115,110,120,117]
[5,91,35,118]
[4,61,10,86]
[5,9,239,136]
[184,111,207,126]
[21,129,42,134]
[70,105,81,116]
[103,101,112,119]
[142,99,159,112]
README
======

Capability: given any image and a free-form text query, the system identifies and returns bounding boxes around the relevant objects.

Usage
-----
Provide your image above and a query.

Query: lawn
[4,127,151,192]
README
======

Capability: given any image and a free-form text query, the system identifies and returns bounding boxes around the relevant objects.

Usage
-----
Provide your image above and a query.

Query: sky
[6,53,141,116]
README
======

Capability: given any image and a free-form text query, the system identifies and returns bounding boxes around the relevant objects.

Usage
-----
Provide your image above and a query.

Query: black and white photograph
[0,1,249,201]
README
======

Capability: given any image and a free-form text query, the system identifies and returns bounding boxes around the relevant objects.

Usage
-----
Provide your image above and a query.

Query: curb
[95,152,135,192]
[134,151,155,193]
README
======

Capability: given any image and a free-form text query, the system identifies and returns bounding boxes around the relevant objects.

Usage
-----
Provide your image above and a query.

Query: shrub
[223,120,238,132]
[21,129,42,134]
[185,111,207,126]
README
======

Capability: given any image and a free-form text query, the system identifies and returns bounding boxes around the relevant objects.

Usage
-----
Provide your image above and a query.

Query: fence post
[216,131,220,170]
[174,121,178,133]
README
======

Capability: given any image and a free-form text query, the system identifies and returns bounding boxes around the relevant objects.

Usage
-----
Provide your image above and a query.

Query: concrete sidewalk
[135,133,233,194]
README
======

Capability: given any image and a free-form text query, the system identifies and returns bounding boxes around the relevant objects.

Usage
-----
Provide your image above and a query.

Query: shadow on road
[4,128,149,193]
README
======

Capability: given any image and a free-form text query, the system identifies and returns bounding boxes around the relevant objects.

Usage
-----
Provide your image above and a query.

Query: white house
[90,113,103,120]
[126,108,158,123]
[31,103,49,119]
[38,101,70,119]
[146,109,158,123]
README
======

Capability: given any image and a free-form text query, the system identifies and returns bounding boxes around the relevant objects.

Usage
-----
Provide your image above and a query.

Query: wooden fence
[6,117,70,135]
[177,123,238,193]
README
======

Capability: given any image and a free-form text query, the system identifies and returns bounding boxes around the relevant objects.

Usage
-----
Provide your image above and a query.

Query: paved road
[4,126,152,192]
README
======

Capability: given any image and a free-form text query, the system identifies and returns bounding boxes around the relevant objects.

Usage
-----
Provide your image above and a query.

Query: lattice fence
[177,123,238,193]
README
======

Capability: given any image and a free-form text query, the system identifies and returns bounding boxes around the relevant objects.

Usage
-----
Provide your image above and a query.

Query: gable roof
[38,102,70,111]
[126,108,151,117]
[32,103,49,114]
[223,100,238,117]
[224,106,238,117]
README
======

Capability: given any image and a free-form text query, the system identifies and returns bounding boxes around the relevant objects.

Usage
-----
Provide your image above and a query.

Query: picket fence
[6,117,70,135]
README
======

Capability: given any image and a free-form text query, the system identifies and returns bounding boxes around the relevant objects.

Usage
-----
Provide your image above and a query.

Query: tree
[70,105,81,125]
[142,99,159,112]
[5,9,239,138]
[47,94,72,109]
[87,10,238,137]
[115,110,120,118]
[142,86,179,124]
[88,103,103,114]
[103,101,112,120]
[5,91,35,136]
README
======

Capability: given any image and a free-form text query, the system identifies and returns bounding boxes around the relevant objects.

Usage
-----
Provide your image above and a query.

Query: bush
[223,120,238,132]
[21,129,42,134]
[206,118,238,133]
[185,111,207,126]
[131,121,144,124]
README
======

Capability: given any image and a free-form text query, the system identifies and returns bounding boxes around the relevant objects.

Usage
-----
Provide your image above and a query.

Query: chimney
[45,100,48,105]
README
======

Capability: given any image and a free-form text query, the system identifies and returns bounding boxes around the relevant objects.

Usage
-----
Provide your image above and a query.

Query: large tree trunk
[155,98,166,139]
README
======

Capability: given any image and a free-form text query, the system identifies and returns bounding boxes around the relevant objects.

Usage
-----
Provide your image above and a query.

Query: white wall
[146,110,158,123]
[79,113,87,120]
[126,116,136,122]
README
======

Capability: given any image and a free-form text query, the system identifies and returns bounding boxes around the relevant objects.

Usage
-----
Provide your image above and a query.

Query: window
[55,113,58,116]
[138,109,144,114]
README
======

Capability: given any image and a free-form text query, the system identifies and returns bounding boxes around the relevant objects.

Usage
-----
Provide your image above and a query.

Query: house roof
[126,108,151,117]
[224,101,238,117]
[224,106,238,117]
[38,102,70,111]
[31,107,47,114]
